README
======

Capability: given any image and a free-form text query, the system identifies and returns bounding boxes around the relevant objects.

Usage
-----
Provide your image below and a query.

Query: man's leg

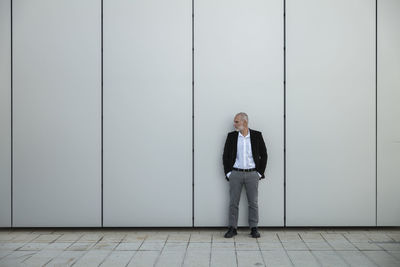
[228,171,244,228]
[244,171,259,228]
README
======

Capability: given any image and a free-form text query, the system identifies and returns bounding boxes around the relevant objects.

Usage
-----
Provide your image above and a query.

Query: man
[222,112,268,238]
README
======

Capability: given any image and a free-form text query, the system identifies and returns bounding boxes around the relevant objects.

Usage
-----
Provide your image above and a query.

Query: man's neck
[240,128,249,136]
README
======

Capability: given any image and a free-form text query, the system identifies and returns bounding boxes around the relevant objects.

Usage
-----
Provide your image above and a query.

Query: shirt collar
[238,130,250,138]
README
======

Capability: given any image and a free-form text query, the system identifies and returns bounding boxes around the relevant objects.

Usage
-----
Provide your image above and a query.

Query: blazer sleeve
[222,133,231,176]
[259,132,268,176]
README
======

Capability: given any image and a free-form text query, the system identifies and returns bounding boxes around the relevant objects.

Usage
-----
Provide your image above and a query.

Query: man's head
[234,112,248,132]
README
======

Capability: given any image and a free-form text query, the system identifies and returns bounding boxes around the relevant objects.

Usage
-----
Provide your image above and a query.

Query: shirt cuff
[257,172,262,178]
[226,171,232,178]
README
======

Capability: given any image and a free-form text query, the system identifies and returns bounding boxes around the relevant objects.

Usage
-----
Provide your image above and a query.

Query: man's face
[233,115,246,131]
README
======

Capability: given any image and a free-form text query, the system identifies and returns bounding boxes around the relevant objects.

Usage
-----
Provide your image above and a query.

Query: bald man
[222,112,268,238]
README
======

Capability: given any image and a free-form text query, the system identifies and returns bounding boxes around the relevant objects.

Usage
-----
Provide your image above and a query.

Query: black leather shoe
[250,227,260,238]
[224,226,237,238]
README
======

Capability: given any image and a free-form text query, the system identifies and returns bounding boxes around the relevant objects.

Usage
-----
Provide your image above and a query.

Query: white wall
[286,0,376,226]
[193,0,284,227]
[12,0,101,227]
[103,0,192,226]
[377,0,400,226]
[0,0,398,227]
[0,0,11,227]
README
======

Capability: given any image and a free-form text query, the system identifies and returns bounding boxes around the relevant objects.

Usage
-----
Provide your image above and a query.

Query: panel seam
[10,0,13,228]
[101,0,104,227]
[375,0,378,227]
[283,0,286,228]
[192,0,195,228]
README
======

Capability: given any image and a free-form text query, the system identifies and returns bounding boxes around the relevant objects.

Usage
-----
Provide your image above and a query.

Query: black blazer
[223,128,268,180]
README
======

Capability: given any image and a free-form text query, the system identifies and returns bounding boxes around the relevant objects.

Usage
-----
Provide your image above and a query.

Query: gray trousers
[228,170,259,229]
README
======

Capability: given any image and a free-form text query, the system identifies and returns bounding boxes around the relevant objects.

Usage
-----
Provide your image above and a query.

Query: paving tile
[0,242,26,251]
[235,242,259,251]
[92,241,119,250]
[210,250,237,267]
[337,250,377,267]
[144,233,168,242]
[0,251,13,260]
[257,233,280,242]
[187,242,211,251]
[0,250,37,266]
[234,233,258,242]
[17,242,50,251]
[327,240,357,250]
[322,233,347,241]
[305,241,332,250]
[21,249,61,266]
[65,242,96,251]
[299,232,325,242]
[167,233,190,242]
[139,241,165,251]
[115,242,142,251]
[0,234,15,242]
[236,250,264,267]
[387,250,400,261]
[365,233,394,242]
[261,250,293,267]
[190,233,212,242]
[123,233,148,242]
[164,242,188,251]
[258,242,285,250]
[44,242,73,250]
[212,242,235,251]
[32,234,61,242]
[386,233,400,242]
[278,233,302,242]
[31,230,55,235]
[363,250,400,267]
[344,233,371,242]
[73,250,111,267]
[183,249,210,267]
[78,233,104,243]
[46,250,88,266]
[100,250,135,267]
[55,233,84,242]
[286,250,320,267]
[8,233,39,242]
[154,250,186,267]
[281,241,308,250]
[127,250,159,267]
[375,242,400,251]
[312,250,348,266]
[351,241,383,251]
[101,233,127,242]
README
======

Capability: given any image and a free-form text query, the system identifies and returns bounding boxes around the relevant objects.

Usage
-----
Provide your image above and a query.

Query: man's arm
[259,132,268,178]
[222,133,232,180]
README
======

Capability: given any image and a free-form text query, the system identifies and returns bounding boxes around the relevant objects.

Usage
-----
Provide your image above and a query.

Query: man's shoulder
[227,130,237,135]
[249,128,262,135]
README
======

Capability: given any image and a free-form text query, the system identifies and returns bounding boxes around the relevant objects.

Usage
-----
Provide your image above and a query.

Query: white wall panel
[194,0,284,226]
[103,0,192,226]
[286,0,376,226]
[377,0,400,226]
[0,0,11,227]
[13,0,101,226]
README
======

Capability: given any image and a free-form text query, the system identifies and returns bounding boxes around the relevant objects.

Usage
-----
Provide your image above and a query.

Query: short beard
[235,125,244,132]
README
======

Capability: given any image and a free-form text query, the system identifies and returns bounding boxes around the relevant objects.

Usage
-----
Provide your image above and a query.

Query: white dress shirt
[226,130,262,178]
